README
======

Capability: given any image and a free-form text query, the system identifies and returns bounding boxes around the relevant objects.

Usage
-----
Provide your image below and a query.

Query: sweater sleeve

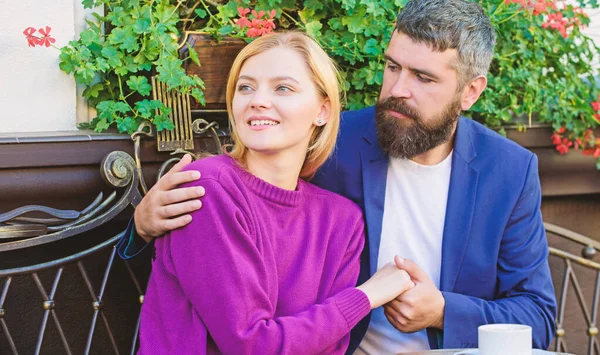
[164,178,371,355]
[321,211,369,353]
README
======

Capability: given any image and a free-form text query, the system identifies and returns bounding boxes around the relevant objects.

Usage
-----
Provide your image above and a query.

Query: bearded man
[120,0,557,353]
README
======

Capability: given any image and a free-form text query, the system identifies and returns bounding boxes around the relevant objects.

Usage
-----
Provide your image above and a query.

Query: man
[119,0,557,352]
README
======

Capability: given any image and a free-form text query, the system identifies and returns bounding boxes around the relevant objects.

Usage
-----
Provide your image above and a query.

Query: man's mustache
[376,97,420,122]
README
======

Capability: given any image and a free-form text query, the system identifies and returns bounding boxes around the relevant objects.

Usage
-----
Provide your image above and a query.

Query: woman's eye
[237,84,252,92]
[276,85,292,92]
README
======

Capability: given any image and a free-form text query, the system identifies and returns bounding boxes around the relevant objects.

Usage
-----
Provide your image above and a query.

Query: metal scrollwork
[192,118,223,154]
[101,151,136,188]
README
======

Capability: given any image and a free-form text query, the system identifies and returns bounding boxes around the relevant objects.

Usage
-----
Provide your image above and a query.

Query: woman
[138,31,413,354]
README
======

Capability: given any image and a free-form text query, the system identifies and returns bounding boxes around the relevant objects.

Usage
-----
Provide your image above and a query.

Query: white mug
[478,324,532,355]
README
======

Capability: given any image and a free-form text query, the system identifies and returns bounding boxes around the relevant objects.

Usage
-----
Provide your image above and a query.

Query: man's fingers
[162,186,205,205]
[161,170,201,190]
[161,199,202,218]
[160,214,193,233]
[384,305,406,330]
[395,257,428,282]
[385,298,402,310]
[168,154,193,174]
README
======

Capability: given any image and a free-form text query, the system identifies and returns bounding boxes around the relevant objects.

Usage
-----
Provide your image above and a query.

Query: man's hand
[383,257,445,333]
[134,154,204,241]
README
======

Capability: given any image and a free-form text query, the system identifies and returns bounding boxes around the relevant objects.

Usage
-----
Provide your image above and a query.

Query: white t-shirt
[355,152,452,354]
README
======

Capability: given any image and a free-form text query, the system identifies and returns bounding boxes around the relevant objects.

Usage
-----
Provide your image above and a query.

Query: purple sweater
[139,155,370,354]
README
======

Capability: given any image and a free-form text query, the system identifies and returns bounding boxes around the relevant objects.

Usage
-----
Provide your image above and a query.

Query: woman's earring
[317,119,323,125]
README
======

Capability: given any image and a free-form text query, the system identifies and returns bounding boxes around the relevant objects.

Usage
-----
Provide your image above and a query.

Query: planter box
[181,33,247,111]
[505,125,600,196]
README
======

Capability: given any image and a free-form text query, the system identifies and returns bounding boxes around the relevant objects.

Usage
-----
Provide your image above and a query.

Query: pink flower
[38,26,56,47]
[235,17,251,29]
[237,7,250,17]
[23,27,40,47]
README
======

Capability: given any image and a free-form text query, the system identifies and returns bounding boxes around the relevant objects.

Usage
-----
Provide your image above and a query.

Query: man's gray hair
[395,0,496,88]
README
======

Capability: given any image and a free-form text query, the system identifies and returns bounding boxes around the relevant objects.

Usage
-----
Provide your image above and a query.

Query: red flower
[591,101,600,111]
[23,27,40,47]
[555,138,573,155]
[595,148,600,159]
[235,17,251,29]
[246,27,261,38]
[551,132,562,145]
[237,7,250,17]
[38,26,56,47]
[556,127,566,134]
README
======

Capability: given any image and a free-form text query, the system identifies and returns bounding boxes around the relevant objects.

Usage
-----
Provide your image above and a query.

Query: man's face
[375,31,464,159]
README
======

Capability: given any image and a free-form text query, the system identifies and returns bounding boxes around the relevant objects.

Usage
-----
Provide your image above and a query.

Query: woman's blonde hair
[225,31,342,180]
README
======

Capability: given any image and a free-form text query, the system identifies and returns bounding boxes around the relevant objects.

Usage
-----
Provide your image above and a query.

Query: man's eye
[416,74,432,83]
[387,64,400,72]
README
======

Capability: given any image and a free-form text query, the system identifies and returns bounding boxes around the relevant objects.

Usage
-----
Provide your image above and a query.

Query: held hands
[357,256,415,309]
[383,257,445,333]
[134,154,205,241]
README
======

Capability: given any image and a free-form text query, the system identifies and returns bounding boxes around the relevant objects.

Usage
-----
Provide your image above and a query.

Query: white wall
[0,0,95,133]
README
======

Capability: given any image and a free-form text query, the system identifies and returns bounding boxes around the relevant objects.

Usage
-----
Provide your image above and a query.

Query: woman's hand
[356,255,415,309]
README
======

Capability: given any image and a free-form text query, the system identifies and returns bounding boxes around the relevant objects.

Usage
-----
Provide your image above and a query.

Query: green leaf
[154,3,179,32]
[305,21,323,38]
[80,29,100,46]
[82,0,95,9]
[101,45,123,67]
[154,112,175,131]
[116,116,139,134]
[95,58,110,72]
[363,38,381,56]
[218,25,235,36]
[126,76,152,96]
[59,51,75,74]
[135,99,163,118]
[194,9,207,19]
[187,46,200,66]
[156,57,185,87]
[94,118,111,132]
[83,83,104,99]
[132,18,151,34]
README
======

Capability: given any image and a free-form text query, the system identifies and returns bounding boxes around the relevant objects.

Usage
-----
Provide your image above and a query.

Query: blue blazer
[312,106,557,352]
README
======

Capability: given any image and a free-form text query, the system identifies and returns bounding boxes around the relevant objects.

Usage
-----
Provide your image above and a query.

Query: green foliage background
[63,0,600,144]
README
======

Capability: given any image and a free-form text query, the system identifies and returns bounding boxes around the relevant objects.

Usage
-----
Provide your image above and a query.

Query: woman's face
[232,46,329,158]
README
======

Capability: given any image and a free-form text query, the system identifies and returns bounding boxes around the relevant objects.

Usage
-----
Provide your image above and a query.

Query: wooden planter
[505,124,600,196]
[180,32,247,111]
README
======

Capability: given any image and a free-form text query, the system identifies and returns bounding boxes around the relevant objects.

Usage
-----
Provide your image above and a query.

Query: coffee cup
[478,324,532,355]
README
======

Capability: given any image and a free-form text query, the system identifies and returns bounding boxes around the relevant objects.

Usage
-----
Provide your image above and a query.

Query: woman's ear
[314,99,331,126]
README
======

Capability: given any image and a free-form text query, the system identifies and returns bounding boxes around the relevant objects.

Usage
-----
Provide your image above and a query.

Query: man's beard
[375,96,461,159]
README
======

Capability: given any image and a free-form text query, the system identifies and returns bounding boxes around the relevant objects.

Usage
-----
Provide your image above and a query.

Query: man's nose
[389,72,412,99]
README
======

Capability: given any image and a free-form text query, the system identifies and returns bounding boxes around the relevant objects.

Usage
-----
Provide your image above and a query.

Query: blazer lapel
[360,122,389,276]
[440,118,479,292]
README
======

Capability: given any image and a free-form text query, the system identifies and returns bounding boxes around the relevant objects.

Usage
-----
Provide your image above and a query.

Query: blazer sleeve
[164,178,371,355]
[116,217,151,260]
[440,155,556,349]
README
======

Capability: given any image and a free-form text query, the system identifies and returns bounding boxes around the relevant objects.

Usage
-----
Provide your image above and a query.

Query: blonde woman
[138,31,413,354]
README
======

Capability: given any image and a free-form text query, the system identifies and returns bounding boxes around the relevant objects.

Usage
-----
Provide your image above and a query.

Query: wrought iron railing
[546,222,600,355]
[0,115,223,354]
